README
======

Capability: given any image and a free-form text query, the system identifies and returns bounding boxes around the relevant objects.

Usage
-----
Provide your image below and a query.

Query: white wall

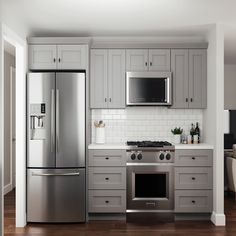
[203,24,225,225]
[225,64,236,110]
[4,51,15,192]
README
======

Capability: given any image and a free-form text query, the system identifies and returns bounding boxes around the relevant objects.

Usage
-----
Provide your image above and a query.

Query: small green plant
[171,127,183,135]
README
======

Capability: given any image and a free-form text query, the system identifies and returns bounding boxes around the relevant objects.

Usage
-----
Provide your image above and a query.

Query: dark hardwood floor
[4,190,236,236]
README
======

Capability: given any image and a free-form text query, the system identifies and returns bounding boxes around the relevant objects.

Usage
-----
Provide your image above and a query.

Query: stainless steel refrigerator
[27,72,86,223]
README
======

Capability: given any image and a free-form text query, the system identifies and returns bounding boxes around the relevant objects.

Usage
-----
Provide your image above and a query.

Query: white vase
[174,134,181,144]
[95,127,105,144]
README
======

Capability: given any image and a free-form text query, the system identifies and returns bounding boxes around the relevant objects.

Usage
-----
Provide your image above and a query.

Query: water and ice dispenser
[30,103,46,140]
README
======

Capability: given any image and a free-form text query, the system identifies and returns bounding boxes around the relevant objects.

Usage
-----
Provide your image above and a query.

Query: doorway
[3,40,16,233]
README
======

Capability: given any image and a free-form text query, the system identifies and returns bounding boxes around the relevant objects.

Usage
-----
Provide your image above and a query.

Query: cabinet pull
[53,58,56,63]
[192,157,196,160]
[105,98,107,102]
[186,98,188,102]
[145,62,148,66]
[190,98,193,102]
[192,177,196,180]
[105,200,109,204]
[150,62,152,66]
[58,58,61,63]
[109,98,111,102]
[105,177,109,180]
[105,157,109,160]
[192,200,196,204]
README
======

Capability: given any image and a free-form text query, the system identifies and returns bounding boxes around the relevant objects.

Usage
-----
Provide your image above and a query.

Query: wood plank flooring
[4,190,236,236]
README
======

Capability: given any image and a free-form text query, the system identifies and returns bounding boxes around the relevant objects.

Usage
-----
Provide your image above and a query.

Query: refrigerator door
[27,168,86,222]
[55,73,85,167]
[27,73,56,168]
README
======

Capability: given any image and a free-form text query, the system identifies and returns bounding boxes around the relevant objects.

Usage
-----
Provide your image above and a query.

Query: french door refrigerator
[27,72,86,222]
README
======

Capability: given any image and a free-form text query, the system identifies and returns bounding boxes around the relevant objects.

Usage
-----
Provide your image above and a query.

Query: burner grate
[126,141,172,148]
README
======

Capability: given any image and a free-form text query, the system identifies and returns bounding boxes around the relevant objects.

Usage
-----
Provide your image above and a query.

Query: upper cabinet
[90,49,126,109]
[29,44,87,70]
[171,49,207,109]
[126,49,170,71]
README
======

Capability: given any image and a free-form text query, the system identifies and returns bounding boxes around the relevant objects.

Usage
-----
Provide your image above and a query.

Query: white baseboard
[4,183,12,195]
[211,211,226,226]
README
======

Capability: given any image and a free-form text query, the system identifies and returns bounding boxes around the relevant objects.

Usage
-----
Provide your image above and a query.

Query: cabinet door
[126,49,148,71]
[90,50,108,108]
[189,49,207,108]
[108,50,126,108]
[149,49,170,71]
[171,49,189,108]
[29,45,57,70]
[57,45,87,70]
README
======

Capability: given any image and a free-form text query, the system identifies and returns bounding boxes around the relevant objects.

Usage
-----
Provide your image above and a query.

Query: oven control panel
[127,150,174,163]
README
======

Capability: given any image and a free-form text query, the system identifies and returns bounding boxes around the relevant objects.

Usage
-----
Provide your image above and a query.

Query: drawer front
[89,150,126,166]
[89,190,126,213]
[175,149,213,167]
[175,167,212,189]
[175,190,212,213]
[89,167,126,189]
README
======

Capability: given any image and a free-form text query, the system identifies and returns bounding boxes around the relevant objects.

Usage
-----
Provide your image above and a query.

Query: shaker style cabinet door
[29,45,57,70]
[108,50,126,108]
[57,45,87,70]
[171,49,189,108]
[188,49,207,109]
[126,49,148,71]
[149,49,170,71]
[90,50,108,108]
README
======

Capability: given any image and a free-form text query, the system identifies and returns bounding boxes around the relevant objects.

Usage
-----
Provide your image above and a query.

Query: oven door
[127,165,174,211]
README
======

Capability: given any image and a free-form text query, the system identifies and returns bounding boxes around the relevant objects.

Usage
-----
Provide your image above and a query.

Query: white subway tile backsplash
[91,107,203,144]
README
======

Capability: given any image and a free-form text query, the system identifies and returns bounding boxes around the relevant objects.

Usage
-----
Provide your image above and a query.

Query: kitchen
[0,0,230,235]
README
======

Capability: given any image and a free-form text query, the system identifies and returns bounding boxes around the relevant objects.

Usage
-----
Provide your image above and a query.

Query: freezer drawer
[27,168,85,222]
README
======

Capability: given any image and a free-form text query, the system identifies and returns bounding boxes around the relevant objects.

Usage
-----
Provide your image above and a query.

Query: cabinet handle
[109,98,111,102]
[186,98,188,102]
[192,177,196,180]
[105,177,109,180]
[53,58,56,63]
[105,157,109,160]
[192,200,196,204]
[145,62,148,66]
[192,157,196,160]
[105,200,109,204]
[190,98,193,102]
[150,62,152,66]
[105,98,107,102]
[58,58,61,63]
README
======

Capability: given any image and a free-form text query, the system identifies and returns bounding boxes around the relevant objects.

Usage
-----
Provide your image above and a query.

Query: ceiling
[2,0,236,63]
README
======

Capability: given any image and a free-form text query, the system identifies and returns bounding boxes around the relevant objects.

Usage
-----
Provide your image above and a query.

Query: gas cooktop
[126,141,173,148]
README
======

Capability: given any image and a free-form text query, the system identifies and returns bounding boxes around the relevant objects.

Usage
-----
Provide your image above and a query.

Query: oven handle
[126,163,174,166]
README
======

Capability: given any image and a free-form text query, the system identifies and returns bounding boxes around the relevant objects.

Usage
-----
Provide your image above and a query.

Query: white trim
[4,183,12,195]
[211,211,226,226]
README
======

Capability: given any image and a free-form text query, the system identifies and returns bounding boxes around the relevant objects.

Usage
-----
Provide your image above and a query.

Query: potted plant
[171,127,183,144]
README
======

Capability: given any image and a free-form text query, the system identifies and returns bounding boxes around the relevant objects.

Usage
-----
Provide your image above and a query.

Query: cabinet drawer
[89,150,126,166]
[89,167,126,189]
[175,150,213,166]
[175,167,212,189]
[175,190,212,213]
[89,190,126,213]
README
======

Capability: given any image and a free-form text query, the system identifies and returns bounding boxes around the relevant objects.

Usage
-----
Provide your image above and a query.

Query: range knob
[137,152,142,160]
[130,152,136,160]
[159,152,165,161]
[165,152,171,161]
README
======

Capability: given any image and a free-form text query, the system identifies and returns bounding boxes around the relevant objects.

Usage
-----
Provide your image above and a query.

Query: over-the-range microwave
[126,71,172,106]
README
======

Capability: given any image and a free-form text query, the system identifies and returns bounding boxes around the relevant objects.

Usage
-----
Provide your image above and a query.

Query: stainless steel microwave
[126,72,172,106]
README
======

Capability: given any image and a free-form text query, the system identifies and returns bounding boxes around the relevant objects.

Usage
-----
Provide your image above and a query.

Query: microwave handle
[165,78,169,103]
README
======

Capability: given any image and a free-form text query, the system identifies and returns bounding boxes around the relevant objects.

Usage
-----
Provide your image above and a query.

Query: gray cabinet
[126,49,170,71]
[171,49,207,109]
[90,49,125,109]
[174,149,213,213]
[29,44,87,70]
[88,149,126,213]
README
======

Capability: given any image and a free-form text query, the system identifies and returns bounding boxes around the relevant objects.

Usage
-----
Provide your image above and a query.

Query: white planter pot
[95,127,105,144]
[174,134,181,144]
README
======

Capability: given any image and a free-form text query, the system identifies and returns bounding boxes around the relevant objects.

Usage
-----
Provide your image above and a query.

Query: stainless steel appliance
[126,141,174,212]
[27,72,86,223]
[126,72,172,106]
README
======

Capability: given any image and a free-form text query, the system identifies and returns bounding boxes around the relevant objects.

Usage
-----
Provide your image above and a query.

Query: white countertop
[88,143,214,150]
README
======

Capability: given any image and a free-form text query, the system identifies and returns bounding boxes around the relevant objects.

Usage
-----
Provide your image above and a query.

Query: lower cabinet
[88,149,126,213]
[174,149,213,214]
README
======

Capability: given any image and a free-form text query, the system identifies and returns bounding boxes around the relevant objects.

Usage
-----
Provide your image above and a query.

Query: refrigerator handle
[56,89,60,153]
[32,172,80,177]
[51,89,55,153]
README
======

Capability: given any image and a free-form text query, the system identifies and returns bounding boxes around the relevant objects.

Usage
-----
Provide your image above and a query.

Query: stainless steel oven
[126,72,172,106]
[126,144,174,212]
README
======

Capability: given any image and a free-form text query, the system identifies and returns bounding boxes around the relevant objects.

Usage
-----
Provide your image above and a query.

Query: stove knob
[159,152,165,161]
[137,152,142,160]
[165,152,171,160]
[130,153,136,160]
